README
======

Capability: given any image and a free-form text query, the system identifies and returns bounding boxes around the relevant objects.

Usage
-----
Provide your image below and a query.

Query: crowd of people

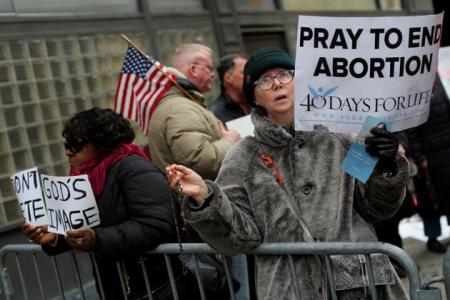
[21,40,449,300]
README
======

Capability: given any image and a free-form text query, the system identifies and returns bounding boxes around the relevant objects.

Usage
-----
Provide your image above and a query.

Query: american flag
[114,44,172,134]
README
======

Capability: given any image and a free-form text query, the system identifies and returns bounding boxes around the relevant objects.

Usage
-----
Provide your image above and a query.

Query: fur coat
[183,108,409,299]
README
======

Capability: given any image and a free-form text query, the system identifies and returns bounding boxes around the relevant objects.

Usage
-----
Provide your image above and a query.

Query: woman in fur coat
[166,48,409,299]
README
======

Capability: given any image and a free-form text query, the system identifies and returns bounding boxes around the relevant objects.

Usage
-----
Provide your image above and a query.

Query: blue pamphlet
[341,116,392,183]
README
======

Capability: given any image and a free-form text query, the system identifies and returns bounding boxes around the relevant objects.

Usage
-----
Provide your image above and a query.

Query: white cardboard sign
[295,13,443,134]
[41,174,100,235]
[226,115,254,138]
[10,168,100,234]
[10,167,48,226]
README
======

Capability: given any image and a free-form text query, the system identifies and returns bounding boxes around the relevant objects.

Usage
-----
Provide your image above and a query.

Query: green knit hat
[243,48,295,107]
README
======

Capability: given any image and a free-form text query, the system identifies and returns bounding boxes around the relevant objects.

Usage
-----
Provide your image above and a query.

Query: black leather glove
[364,124,399,171]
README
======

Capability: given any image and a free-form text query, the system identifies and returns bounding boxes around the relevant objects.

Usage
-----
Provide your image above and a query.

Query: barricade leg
[164,254,179,300]
[71,253,86,300]
[1,267,13,300]
[14,253,29,300]
[31,253,46,300]
[443,248,450,300]
[90,253,106,299]
[323,255,337,300]
[192,254,207,300]
[138,255,154,300]
[220,254,237,300]
[364,254,378,300]
[116,261,129,299]
[288,255,302,300]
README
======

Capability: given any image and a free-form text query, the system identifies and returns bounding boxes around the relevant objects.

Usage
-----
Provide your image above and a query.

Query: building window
[282,0,377,11]
[9,0,138,15]
[380,0,402,11]
[0,0,13,13]
[148,0,205,13]
[234,0,276,11]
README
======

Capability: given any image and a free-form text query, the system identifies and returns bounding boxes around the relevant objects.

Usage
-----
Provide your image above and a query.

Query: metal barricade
[444,248,450,300]
[0,244,95,300]
[422,247,450,300]
[0,242,444,300]
[422,248,450,300]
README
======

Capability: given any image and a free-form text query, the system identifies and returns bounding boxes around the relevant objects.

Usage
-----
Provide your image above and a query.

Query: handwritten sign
[295,13,443,134]
[10,168,100,234]
[41,174,100,235]
[10,167,48,225]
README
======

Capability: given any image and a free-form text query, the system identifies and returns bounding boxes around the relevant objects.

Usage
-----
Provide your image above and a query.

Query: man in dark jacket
[210,53,251,124]
[406,75,450,253]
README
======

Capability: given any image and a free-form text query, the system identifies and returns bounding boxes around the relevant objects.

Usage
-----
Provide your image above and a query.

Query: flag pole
[120,34,197,102]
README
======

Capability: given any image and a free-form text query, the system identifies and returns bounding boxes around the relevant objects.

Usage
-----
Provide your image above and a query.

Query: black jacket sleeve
[42,235,72,256]
[94,157,175,260]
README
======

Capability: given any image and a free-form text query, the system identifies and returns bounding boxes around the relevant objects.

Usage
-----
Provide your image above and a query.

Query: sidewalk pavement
[398,215,449,298]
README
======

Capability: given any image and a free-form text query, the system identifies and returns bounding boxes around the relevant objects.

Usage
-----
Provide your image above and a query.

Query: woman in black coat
[21,108,181,299]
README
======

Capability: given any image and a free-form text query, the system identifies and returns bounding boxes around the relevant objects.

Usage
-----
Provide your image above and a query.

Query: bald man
[171,43,215,93]
[148,43,240,180]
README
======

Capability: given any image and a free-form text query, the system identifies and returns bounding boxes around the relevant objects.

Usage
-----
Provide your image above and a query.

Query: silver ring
[77,238,82,245]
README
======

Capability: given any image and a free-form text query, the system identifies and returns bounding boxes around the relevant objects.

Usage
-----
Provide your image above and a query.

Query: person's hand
[218,122,240,143]
[65,229,96,252]
[415,158,436,200]
[418,159,429,170]
[21,222,57,245]
[398,144,406,156]
[166,164,208,205]
[364,123,399,161]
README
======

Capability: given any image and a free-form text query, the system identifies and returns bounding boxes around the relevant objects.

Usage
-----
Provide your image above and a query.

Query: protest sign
[295,13,443,134]
[438,46,450,99]
[41,174,100,235]
[10,167,48,226]
[226,115,254,138]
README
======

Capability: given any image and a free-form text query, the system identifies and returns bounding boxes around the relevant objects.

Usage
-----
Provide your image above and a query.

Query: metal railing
[422,247,450,300]
[0,242,445,300]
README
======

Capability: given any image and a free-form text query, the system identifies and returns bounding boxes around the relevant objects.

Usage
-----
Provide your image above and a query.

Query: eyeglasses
[64,142,86,154]
[254,70,294,90]
[193,63,214,72]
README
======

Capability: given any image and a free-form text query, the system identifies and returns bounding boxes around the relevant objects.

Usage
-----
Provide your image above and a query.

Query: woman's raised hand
[166,164,208,205]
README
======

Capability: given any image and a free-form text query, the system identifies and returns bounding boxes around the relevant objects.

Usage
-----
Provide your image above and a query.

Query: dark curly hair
[62,108,135,152]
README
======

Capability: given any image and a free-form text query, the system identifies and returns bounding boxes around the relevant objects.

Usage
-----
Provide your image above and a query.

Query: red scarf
[69,144,148,198]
